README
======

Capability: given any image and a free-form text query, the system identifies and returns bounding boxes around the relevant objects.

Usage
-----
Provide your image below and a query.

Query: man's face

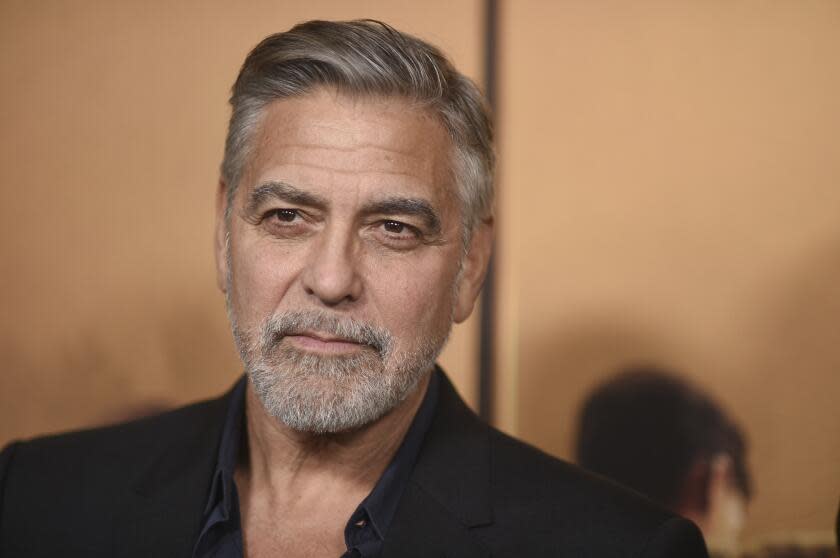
[216,89,490,433]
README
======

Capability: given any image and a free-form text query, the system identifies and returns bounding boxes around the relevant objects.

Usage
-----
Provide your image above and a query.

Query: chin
[247,352,426,434]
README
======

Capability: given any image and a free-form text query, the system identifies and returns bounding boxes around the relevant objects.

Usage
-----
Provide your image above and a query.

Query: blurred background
[1,0,838,554]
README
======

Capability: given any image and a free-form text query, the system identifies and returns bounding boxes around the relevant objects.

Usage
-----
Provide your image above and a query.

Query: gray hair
[221,19,494,233]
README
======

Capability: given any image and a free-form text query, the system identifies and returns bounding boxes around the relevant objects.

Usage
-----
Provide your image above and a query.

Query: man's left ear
[453,218,494,324]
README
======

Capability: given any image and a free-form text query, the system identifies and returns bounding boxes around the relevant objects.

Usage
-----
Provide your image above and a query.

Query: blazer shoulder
[482,427,708,557]
[1,389,234,556]
[429,370,697,541]
[10,392,227,463]
[0,441,20,528]
[1,388,230,508]
[489,425,657,511]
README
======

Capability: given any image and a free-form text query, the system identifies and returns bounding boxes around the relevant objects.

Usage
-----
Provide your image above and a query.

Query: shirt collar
[202,375,246,517]
[353,370,439,540]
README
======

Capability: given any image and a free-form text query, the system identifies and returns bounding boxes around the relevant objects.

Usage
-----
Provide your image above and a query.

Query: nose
[300,224,363,307]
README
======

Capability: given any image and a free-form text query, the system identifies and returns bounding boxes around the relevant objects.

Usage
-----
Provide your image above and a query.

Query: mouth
[283,331,370,355]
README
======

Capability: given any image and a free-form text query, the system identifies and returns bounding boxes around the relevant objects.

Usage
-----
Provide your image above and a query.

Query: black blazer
[0,372,708,557]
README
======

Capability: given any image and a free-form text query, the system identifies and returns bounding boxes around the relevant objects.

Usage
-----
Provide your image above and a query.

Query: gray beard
[231,309,449,434]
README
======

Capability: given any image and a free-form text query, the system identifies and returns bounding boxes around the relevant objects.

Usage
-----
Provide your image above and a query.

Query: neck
[237,371,432,502]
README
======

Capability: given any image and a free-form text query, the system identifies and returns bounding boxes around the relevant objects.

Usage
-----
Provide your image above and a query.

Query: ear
[677,454,742,532]
[706,454,734,512]
[453,218,494,324]
[214,179,230,293]
[698,454,747,555]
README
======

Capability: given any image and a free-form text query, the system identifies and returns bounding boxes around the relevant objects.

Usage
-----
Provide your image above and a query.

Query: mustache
[260,310,393,358]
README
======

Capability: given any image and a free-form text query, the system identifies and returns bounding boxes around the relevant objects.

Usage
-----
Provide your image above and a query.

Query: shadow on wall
[521,317,694,460]
[0,297,239,445]
[743,231,840,539]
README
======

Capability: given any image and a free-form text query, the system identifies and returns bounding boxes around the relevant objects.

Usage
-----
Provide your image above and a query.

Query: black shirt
[192,371,440,558]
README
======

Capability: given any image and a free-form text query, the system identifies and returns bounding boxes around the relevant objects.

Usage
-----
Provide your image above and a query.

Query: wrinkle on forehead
[257,161,438,184]
[261,90,444,147]
[243,89,459,207]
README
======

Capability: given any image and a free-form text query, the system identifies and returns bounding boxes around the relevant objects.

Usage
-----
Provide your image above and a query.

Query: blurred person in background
[576,367,752,557]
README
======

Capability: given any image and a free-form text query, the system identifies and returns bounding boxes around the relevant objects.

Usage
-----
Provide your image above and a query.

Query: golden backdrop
[496,0,840,543]
[2,0,838,546]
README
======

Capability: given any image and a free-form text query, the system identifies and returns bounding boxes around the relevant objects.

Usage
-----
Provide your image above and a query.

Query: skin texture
[213,89,492,557]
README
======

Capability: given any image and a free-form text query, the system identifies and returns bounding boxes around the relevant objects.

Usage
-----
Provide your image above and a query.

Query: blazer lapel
[111,384,235,558]
[382,370,494,558]
[381,483,491,558]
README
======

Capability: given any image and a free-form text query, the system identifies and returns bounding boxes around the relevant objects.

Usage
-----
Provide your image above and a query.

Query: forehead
[242,89,457,206]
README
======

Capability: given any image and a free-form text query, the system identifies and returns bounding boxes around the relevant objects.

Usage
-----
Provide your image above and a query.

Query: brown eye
[383,221,405,233]
[272,209,298,222]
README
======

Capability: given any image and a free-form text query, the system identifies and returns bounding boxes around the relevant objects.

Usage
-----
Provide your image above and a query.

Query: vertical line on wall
[478,0,498,423]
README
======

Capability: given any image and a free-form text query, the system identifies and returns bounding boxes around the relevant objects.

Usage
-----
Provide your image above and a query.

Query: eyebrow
[244,181,442,235]
[243,181,328,217]
[361,197,442,235]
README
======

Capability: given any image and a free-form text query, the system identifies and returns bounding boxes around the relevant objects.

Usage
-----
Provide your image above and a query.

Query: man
[0,20,707,557]
[576,368,751,557]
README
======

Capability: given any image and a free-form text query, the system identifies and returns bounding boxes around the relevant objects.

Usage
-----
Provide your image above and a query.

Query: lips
[295,330,361,344]
[283,331,368,354]
[259,311,392,358]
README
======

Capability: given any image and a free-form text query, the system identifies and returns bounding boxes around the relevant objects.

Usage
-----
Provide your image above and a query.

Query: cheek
[229,238,304,325]
[364,251,460,338]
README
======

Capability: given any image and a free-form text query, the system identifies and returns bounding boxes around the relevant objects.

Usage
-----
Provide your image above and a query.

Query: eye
[270,209,299,222]
[380,220,421,239]
[257,208,314,239]
[373,220,423,250]
[383,220,407,234]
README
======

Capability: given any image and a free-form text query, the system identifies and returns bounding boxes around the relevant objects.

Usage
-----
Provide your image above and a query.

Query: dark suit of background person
[0,20,708,557]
